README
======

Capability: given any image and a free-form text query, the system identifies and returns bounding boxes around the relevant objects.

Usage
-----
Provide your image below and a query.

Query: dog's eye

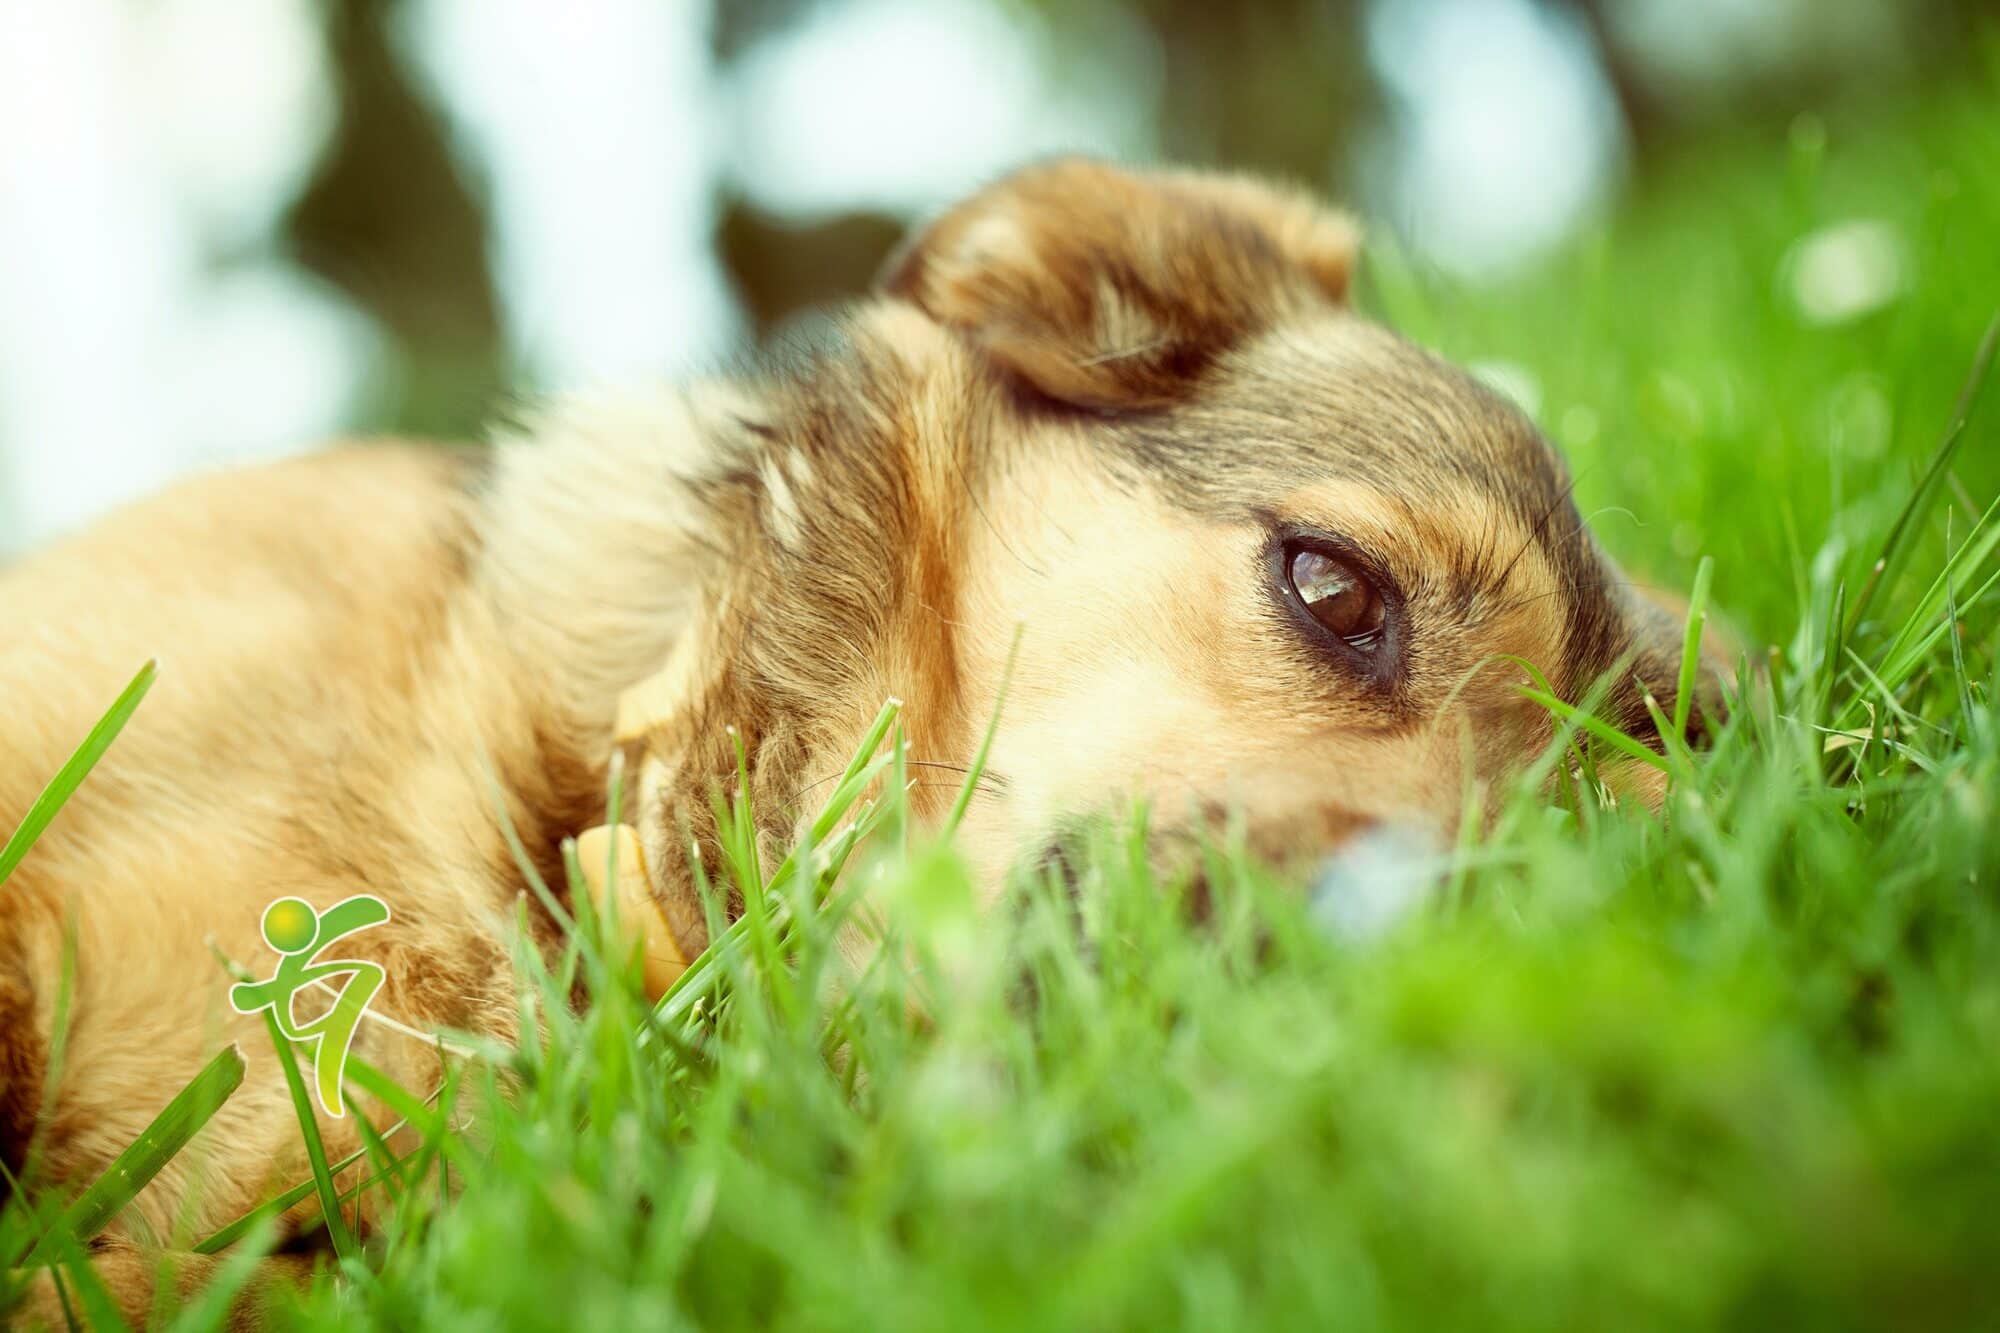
[1286,545,1385,646]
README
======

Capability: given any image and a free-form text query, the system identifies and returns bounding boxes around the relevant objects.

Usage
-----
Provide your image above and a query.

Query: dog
[0,160,1714,1322]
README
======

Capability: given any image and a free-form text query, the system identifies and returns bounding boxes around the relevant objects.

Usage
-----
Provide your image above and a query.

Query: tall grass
[6,68,2000,1331]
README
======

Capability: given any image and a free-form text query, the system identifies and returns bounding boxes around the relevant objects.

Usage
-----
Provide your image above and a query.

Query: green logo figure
[229,894,392,1117]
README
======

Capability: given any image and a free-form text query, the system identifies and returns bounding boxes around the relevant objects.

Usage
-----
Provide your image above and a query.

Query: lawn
[6,58,2000,1332]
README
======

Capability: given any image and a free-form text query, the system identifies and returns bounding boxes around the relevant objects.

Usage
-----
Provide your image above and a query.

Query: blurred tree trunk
[1143,0,1375,184]
[1566,0,1668,159]
[285,0,506,439]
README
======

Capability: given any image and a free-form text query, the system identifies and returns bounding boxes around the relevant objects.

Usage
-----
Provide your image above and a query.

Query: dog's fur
[0,161,1708,1322]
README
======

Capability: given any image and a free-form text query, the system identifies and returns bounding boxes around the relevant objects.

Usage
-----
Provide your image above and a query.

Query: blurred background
[0,0,1990,556]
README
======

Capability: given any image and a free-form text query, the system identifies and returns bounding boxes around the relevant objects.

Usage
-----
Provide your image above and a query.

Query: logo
[229,894,391,1118]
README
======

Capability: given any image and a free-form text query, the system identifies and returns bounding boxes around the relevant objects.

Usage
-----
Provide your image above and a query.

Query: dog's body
[1,162,1704,1320]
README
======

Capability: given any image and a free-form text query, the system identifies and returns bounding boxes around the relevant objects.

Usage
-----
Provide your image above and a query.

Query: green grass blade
[1499,655,1594,807]
[1818,579,1847,731]
[38,1262,81,1332]
[0,659,156,889]
[192,1176,324,1258]
[194,1135,416,1259]
[345,1089,406,1198]
[1844,309,1999,636]
[1874,560,2000,692]
[15,923,80,1196]
[39,1226,131,1332]
[19,1043,242,1268]
[1945,562,1978,737]
[1673,555,1715,740]
[1861,489,2000,693]
[1639,687,1698,781]
[342,1058,444,1138]
[164,1219,280,1332]
[648,703,905,1033]
[260,1013,359,1265]
[1516,686,1671,772]
[474,739,576,937]
[192,1105,412,1256]
[944,624,1022,837]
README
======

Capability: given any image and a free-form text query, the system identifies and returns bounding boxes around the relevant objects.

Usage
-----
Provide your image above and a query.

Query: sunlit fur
[0,160,1711,1323]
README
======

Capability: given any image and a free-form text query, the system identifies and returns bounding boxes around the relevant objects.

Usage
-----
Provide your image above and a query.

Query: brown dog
[0,160,1708,1320]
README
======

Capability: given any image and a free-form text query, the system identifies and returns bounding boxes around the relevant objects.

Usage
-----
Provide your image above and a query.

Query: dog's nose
[1308,820,1446,942]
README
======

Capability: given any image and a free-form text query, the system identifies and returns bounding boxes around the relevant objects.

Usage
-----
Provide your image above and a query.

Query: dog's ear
[878,159,1360,410]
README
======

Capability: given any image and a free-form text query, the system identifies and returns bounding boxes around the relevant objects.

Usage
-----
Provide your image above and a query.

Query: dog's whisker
[1485,575,1697,618]
[1077,336,1173,368]
[776,759,1010,812]
[948,443,1049,578]
[1493,469,1586,593]
[1479,576,1657,623]
[1580,505,1643,530]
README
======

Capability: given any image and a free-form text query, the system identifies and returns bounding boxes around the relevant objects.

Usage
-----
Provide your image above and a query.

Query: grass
[6,57,2000,1331]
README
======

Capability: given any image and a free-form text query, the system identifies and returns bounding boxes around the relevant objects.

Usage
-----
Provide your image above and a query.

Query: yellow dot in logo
[262,898,317,954]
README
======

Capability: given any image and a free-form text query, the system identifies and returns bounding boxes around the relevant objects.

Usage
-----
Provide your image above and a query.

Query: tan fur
[0,160,1714,1323]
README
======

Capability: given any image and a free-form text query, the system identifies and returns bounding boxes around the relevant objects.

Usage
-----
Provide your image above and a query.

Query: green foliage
[9,70,2000,1331]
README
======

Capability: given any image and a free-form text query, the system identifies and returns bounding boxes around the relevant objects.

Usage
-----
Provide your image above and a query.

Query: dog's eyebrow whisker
[1472,489,1514,601]
[1580,505,1644,530]
[901,758,1007,784]
[1479,576,1661,623]
[1077,337,1173,368]
[1493,470,1585,594]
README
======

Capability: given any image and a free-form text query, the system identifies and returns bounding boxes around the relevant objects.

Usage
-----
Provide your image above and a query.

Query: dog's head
[605,160,1719,948]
